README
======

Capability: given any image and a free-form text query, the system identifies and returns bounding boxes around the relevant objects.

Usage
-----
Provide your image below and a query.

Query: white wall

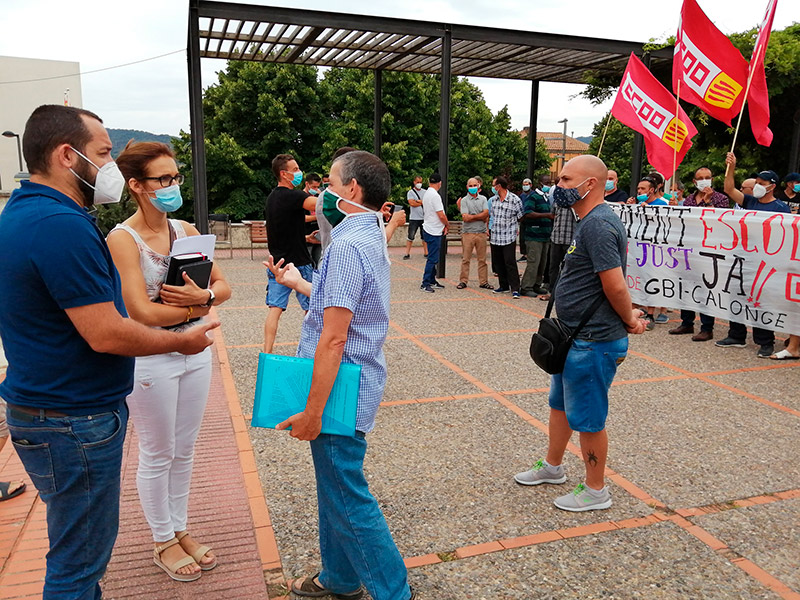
[0,56,82,193]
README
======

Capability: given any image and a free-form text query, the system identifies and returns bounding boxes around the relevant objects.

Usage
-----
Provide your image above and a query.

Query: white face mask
[695,179,712,191]
[69,147,124,205]
[752,183,769,199]
[414,182,423,190]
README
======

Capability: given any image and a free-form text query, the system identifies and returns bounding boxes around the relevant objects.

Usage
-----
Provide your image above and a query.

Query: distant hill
[107,129,173,157]
[576,136,593,145]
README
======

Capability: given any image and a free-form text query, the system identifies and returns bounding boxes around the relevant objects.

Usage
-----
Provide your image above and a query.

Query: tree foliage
[173,63,551,221]
[582,24,800,192]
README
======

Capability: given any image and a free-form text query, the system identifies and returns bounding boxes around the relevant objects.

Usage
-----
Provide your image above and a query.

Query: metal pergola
[187,0,672,272]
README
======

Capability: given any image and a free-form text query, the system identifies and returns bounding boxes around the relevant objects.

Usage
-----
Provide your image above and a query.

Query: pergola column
[437,26,452,279]
[527,80,540,177]
[187,0,209,234]
[374,69,383,158]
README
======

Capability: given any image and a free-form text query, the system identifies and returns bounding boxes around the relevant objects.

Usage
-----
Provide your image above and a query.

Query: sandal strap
[165,554,198,571]
[154,537,180,554]
[190,545,213,563]
[175,531,189,542]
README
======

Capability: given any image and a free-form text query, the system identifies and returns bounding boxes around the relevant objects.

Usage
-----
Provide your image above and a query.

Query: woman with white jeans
[108,142,231,582]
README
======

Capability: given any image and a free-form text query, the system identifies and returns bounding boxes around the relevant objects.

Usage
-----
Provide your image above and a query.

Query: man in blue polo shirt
[0,105,218,600]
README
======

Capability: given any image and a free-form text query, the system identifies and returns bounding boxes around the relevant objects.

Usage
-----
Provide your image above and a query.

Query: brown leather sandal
[153,537,201,582]
[291,572,365,599]
[176,531,218,571]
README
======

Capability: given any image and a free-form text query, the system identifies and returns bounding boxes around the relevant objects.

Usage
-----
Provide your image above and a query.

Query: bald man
[515,155,647,512]
[740,178,756,197]
[603,169,628,203]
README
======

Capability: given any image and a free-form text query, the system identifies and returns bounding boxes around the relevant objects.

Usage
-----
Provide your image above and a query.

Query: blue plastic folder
[251,353,361,437]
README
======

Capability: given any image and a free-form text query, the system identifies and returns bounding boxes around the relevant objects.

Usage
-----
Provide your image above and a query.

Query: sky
[0,0,795,139]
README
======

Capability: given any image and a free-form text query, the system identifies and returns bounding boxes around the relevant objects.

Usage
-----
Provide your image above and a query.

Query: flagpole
[597,113,613,158]
[672,78,681,187]
[727,41,764,175]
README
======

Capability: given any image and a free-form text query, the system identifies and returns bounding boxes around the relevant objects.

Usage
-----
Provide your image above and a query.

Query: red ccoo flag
[673,0,749,126]
[747,0,778,147]
[612,53,698,177]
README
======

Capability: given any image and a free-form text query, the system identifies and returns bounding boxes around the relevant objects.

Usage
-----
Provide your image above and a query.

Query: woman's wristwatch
[200,289,216,308]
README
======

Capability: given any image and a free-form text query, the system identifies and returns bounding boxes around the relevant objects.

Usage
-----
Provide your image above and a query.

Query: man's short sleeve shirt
[522,190,553,242]
[407,188,424,220]
[297,214,390,433]
[0,182,134,414]
[683,189,729,208]
[489,191,523,245]
[422,187,445,236]
[265,186,313,266]
[742,195,790,213]
[555,203,628,342]
[460,194,488,234]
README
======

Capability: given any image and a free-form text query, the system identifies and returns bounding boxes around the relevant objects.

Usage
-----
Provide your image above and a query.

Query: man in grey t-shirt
[404,176,428,259]
[457,177,492,289]
[514,155,647,512]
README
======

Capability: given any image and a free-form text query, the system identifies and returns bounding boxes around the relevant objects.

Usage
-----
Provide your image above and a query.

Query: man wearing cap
[777,172,800,213]
[719,153,789,357]
[670,167,729,342]
[603,170,628,204]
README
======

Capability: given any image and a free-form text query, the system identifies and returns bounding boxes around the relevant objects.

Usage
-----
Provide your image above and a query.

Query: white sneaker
[553,483,612,512]
[514,459,567,486]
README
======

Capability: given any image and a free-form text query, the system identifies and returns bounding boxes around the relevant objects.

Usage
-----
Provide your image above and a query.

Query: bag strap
[544,256,607,339]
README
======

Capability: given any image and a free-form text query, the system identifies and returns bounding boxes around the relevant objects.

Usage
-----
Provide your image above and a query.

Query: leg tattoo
[586,450,598,467]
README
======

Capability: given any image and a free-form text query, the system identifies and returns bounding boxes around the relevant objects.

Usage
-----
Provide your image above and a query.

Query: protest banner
[609,203,800,335]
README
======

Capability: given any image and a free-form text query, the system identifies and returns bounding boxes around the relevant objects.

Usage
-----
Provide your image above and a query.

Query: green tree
[175,62,552,221]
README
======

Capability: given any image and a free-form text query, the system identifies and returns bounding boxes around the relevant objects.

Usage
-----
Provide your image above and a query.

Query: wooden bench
[446,220,463,242]
[244,220,267,260]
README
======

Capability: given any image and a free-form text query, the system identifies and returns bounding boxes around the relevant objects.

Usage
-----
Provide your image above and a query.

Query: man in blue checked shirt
[266,150,415,600]
[488,175,524,298]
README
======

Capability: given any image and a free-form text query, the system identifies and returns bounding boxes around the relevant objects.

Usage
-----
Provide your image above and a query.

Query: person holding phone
[107,142,231,582]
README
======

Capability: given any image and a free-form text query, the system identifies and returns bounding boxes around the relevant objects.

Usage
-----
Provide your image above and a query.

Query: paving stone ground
[1,246,799,600]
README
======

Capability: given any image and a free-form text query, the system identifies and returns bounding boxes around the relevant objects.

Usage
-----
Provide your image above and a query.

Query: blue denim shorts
[548,337,628,432]
[266,263,313,310]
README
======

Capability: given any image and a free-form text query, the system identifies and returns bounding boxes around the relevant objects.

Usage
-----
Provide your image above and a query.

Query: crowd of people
[0,102,796,600]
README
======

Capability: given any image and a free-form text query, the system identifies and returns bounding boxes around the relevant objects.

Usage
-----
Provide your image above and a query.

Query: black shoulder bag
[529,287,606,375]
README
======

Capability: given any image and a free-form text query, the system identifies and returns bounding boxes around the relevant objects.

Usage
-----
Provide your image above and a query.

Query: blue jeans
[6,404,128,600]
[310,433,411,600]
[421,230,442,286]
[549,337,628,432]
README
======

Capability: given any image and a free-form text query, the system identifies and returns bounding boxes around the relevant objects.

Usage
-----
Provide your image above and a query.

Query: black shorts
[407,219,424,241]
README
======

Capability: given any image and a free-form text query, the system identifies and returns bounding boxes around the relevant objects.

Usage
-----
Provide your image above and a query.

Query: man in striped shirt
[488,175,524,299]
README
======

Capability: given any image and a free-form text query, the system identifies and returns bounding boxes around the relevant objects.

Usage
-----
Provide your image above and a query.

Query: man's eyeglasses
[141,174,185,188]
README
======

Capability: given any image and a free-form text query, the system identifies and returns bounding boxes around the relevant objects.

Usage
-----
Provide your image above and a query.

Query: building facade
[0,55,82,196]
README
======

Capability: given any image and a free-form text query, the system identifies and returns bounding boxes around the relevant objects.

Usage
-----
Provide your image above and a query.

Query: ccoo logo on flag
[621,73,690,152]
[677,31,743,110]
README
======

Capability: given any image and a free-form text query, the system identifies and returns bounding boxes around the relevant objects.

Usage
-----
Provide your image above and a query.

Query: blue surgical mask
[794,183,800,193]
[291,170,304,187]
[522,184,531,192]
[467,186,478,195]
[552,178,590,208]
[637,193,649,203]
[605,180,614,191]
[148,185,183,213]
[308,188,320,196]
[542,185,551,193]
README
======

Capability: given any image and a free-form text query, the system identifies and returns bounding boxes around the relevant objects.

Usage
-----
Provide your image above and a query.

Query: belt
[7,404,70,420]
